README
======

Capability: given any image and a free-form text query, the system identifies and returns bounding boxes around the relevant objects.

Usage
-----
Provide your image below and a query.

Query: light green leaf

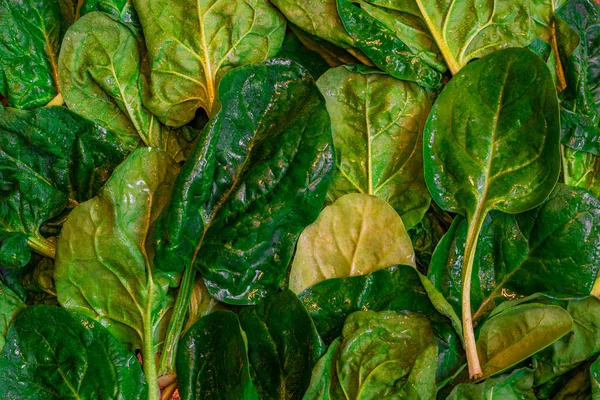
[289,193,415,294]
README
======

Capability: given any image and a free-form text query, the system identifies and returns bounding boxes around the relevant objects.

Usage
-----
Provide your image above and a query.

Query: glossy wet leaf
[289,24,362,67]
[0,282,24,350]
[55,148,180,397]
[414,0,535,74]
[0,305,148,399]
[424,47,560,221]
[59,12,187,158]
[176,311,258,400]
[0,106,127,267]
[428,184,600,321]
[302,337,341,400]
[316,65,432,229]
[447,367,537,400]
[591,356,600,398]
[276,30,330,79]
[336,0,442,88]
[476,303,573,378]
[305,310,438,399]
[155,60,334,304]
[288,194,414,294]
[298,264,464,386]
[408,204,453,269]
[81,0,140,34]
[133,0,286,126]
[0,0,76,108]
[237,289,325,399]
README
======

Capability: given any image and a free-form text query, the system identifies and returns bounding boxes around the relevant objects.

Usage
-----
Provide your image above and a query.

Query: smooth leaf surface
[447,367,537,400]
[133,0,286,126]
[476,303,573,378]
[302,337,341,400]
[336,0,442,88]
[55,148,180,398]
[0,0,76,108]
[59,12,186,158]
[298,264,464,385]
[0,305,148,400]
[0,282,24,350]
[81,0,140,34]
[414,0,535,73]
[155,60,334,304]
[176,311,258,400]
[237,289,325,399]
[288,193,414,294]
[428,184,600,321]
[316,65,432,229]
[0,106,127,267]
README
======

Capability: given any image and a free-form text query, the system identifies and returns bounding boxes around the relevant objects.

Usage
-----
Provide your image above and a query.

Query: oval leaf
[288,193,415,294]
[317,65,432,229]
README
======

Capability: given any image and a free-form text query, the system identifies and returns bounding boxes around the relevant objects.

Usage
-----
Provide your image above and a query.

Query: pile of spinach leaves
[1,0,600,399]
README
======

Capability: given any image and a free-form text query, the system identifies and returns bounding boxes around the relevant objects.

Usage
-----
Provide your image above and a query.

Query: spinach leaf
[0,305,148,400]
[424,47,560,378]
[414,0,535,74]
[81,0,140,34]
[288,24,362,67]
[237,289,326,399]
[428,184,600,322]
[305,310,438,399]
[176,310,258,400]
[316,65,432,229]
[133,0,286,126]
[303,337,341,400]
[0,0,77,108]
[276,29,331,79]
[298,264,464,386]
[563,148,600,199]
[154,60,334,373]
[592,356,600,398]
[477,303,573,378]
[0,106,127,267]
[0,282,24,350]
[408,203,453,269]
[288,193,414,294]
[55,148,180,400]
[447,367,537,400]
[58,12,187,159]
[336,0,442,88]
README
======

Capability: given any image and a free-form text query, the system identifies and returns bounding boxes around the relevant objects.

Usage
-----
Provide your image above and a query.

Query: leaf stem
[143,313,160,400]
[462,212,485,379]
[158,265,196,375]
[27,236,56,259]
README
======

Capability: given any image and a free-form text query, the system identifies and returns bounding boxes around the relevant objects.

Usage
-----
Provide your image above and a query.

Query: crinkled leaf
[155,60,334,304]
[563,148,600,198]
[237,289,326,399]
[0,0,76,108]
[0,305,148,399]
[298,264,464,386]
[316,65,432,229]
[288,194,415,294]
[58,12,186,159]
[429,184,600,322]
[0,106,127,267]
[81,0,140,34]
[133,0,286,126]
[408,204,453,269]
[447,367,537,400]
[336,0,442,88]
[55,148,179,351]
[476,303,573,378]
[414,0,536,74]
[176,310,258,400]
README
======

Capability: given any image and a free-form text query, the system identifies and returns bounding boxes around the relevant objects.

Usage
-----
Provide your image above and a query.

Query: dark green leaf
[447,367,537,400]
[298,264,464,386]
[336,0,442,88]
[408,203,453,270]
[0,0,76,108]
[276,30,330,79]
[428,184,600,322]
[155,60,334,304]
[288,24,362,67]
[0,106,127,267]
[288,194,415,294]
[591,356,600,398]
[58,12,187,158]
[316,65,432,229]
[477,303,573,378]
[176,310,258,400]
[237,289,326,399]
[132,0,286,126]
[0,305,148,399]
[414,0,536,74]
[303,337,341,400]
[81,0,140,34]
[0,282,24,350]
